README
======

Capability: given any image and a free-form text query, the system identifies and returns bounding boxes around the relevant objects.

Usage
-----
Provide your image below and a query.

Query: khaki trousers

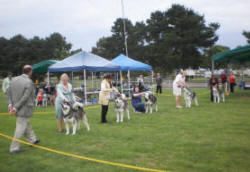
[10,117,37,152]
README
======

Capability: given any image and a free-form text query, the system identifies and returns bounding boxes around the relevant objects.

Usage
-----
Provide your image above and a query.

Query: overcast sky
[0,0,250,51]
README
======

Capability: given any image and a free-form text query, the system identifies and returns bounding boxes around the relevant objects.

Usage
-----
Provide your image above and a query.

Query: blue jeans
[134,103,145,113]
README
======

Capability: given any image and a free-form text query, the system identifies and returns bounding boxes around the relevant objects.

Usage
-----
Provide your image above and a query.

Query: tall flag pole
[121,0,128,57]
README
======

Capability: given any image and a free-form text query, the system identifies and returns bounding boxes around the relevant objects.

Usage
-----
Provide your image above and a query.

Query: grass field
[0,88,250,172]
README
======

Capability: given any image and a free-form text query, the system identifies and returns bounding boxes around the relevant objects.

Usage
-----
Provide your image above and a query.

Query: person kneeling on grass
[131,86,145,113]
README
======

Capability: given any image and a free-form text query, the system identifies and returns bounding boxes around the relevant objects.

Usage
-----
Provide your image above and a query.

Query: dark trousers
[230,83,235,93]
[134,103,145,113]
[101,105,109,123]
[156,85,162,94]
[210,89,214,102]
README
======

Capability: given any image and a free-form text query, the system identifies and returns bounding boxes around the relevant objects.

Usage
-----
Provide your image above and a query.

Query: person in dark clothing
[137,75,144,91]
[220,72,227,91]
[209,75,219,102]
[155,73,163,94]
[131,87,145,113]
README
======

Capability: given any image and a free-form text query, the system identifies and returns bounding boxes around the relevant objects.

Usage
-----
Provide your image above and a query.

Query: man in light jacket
[8,65,40,154]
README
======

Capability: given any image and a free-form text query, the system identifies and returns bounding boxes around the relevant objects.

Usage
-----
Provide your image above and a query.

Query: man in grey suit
[8,65,40,154]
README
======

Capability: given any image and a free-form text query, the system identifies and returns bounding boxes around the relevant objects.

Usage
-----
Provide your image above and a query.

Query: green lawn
[0,89,250,172]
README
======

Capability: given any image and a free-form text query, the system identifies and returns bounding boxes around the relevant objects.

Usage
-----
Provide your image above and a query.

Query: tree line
[92,4,250,72]
[0,33,81,76]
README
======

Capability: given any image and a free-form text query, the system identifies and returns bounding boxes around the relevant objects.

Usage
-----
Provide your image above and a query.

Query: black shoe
[9,149,25,154]
[29,139,40,147]
[33,139,40,144]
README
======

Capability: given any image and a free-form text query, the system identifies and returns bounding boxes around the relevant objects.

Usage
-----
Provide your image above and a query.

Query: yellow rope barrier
[0,105,99,115]
[0,133,168,172]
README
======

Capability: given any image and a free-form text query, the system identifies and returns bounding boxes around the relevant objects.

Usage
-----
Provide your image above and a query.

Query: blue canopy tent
[48,51,120,104]
[48,51,120,72]
[111,54,153,96]
[111,54,152,71]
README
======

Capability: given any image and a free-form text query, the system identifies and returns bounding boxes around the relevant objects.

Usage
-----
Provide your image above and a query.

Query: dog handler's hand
[9,106,16,115]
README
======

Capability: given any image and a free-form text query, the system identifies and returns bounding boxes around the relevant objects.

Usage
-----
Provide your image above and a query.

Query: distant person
[45,84,55,105]
[8,65,40,154]
[99,74,119,123]
[36,88,43,107]
[220,71,227,91]
[209,75,219,102]
[2,72,12,99]
[131,86,145,113]
[55,73,76,132]
[137,75,144,91]
[173,71,187,108]
[156,73,163,94]
[229,73,236,93]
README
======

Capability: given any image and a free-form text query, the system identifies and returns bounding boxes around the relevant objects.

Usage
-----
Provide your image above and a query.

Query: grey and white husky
[183,87,199,108]
[144,91,158,113]
[114,94,130,123]
[212,86,225,103]
[61,101,90,135]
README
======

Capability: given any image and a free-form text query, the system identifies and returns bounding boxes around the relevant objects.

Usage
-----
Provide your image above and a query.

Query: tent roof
[111,54,152,71]
[48,51,120,72]
[32,60,57,74]
[213,45,250,63]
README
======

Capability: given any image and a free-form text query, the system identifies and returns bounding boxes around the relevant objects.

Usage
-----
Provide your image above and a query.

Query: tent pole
[71,72,73,85]
[84,70,87,105]
[91,72,94,89]
[151,71,154,92]
[226,63,230,92]
[116,72,118,86]
[211,59,214,75]
[47,72,50,85]
[128,70,130,97]
[120,70,123,94]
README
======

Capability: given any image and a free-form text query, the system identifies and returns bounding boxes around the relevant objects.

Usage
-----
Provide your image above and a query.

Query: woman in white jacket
[173,71,187,108]
[99,74,119,123]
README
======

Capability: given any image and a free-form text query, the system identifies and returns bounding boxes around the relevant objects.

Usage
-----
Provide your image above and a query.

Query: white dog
[144,91,158,113]
[42,93,48,107]
[183,87,199,108]
[212,86,225,103]
[114,94,130,123]
[61,101,90,135]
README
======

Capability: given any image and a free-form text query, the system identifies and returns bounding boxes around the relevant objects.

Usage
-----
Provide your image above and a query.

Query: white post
[120,70,123,93]
[47,72,50,84]
[211,59,214,75]
[91,72,94,89]
[84,69,87,105]
[128,70,131,97]
[151,71,154,91]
